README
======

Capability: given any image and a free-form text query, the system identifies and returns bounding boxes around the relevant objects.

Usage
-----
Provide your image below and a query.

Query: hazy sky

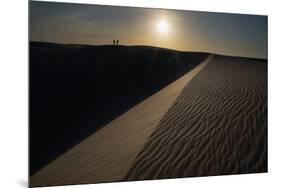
[30,1,267,58]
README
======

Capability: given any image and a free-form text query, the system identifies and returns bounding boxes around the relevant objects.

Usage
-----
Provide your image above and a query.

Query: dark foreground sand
[30,43,207,174]
[30,55,213,187]
[30,55,267,187]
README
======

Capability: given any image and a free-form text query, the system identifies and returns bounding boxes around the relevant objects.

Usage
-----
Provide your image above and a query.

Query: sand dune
[30,42,207,174]
[125,56,267,180]
[30,55,213,187]
[30,55,267,187]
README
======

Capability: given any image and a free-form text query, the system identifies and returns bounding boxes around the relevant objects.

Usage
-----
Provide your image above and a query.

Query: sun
[157,20,169,34]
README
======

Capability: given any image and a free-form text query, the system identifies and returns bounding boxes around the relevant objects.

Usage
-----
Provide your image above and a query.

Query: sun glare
[157,20,169,34]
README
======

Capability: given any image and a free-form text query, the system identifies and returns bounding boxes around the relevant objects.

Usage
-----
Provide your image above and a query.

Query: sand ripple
[125,56,267,180]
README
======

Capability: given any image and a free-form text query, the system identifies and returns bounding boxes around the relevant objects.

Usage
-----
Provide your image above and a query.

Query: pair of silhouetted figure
[113,39,119,45]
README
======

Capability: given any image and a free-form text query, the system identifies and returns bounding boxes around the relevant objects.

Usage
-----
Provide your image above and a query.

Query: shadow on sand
[30,42,208,175]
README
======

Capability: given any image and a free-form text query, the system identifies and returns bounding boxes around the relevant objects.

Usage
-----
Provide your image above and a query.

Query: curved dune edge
[30,55,214,187]
[125,56,267,181]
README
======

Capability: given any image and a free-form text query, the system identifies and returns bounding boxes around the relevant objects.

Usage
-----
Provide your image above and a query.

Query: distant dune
[30,42,208,174]
[30,54,267,187]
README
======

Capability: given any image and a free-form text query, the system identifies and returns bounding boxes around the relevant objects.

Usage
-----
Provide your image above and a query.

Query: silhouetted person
[116,40,119,45]
[113,39,115,44]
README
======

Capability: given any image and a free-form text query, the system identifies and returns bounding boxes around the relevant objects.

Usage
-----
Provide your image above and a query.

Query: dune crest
[30,42,208,174]
[30,55,213,187]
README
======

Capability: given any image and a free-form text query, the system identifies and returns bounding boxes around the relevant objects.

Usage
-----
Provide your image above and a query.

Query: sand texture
[30,55,213,187]
[125,56,267,180]
[30,55,267,187]
[30,43,208,174]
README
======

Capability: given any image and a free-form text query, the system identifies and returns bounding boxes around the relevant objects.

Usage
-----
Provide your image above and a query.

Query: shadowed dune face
[125,56,267,180]
[30,54,267,187]
[29,42,208,174]
[30,56,213,187]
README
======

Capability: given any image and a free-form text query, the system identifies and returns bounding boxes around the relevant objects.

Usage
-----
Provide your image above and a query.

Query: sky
[30,1,268,59]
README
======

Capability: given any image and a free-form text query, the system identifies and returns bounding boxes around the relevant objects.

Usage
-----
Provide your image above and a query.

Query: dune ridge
[30,42,208,174]
[30,55,213,187]
[125,55,267,180]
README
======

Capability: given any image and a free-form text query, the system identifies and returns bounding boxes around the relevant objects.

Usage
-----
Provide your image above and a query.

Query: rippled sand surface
[125,56,267,180]
[30,55,267,187]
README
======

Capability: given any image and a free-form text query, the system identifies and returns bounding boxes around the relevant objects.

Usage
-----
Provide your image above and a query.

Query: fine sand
[125,55,267,180]
[30,43,207,174]
[30,55,213,187]
[30,55,267,187]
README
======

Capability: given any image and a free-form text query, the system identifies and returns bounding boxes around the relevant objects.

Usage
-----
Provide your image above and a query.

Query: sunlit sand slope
[30,56,213,187]
[125,56,267,180]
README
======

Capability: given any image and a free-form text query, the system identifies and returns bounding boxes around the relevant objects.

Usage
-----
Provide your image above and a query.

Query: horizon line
[30,40,268,60]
